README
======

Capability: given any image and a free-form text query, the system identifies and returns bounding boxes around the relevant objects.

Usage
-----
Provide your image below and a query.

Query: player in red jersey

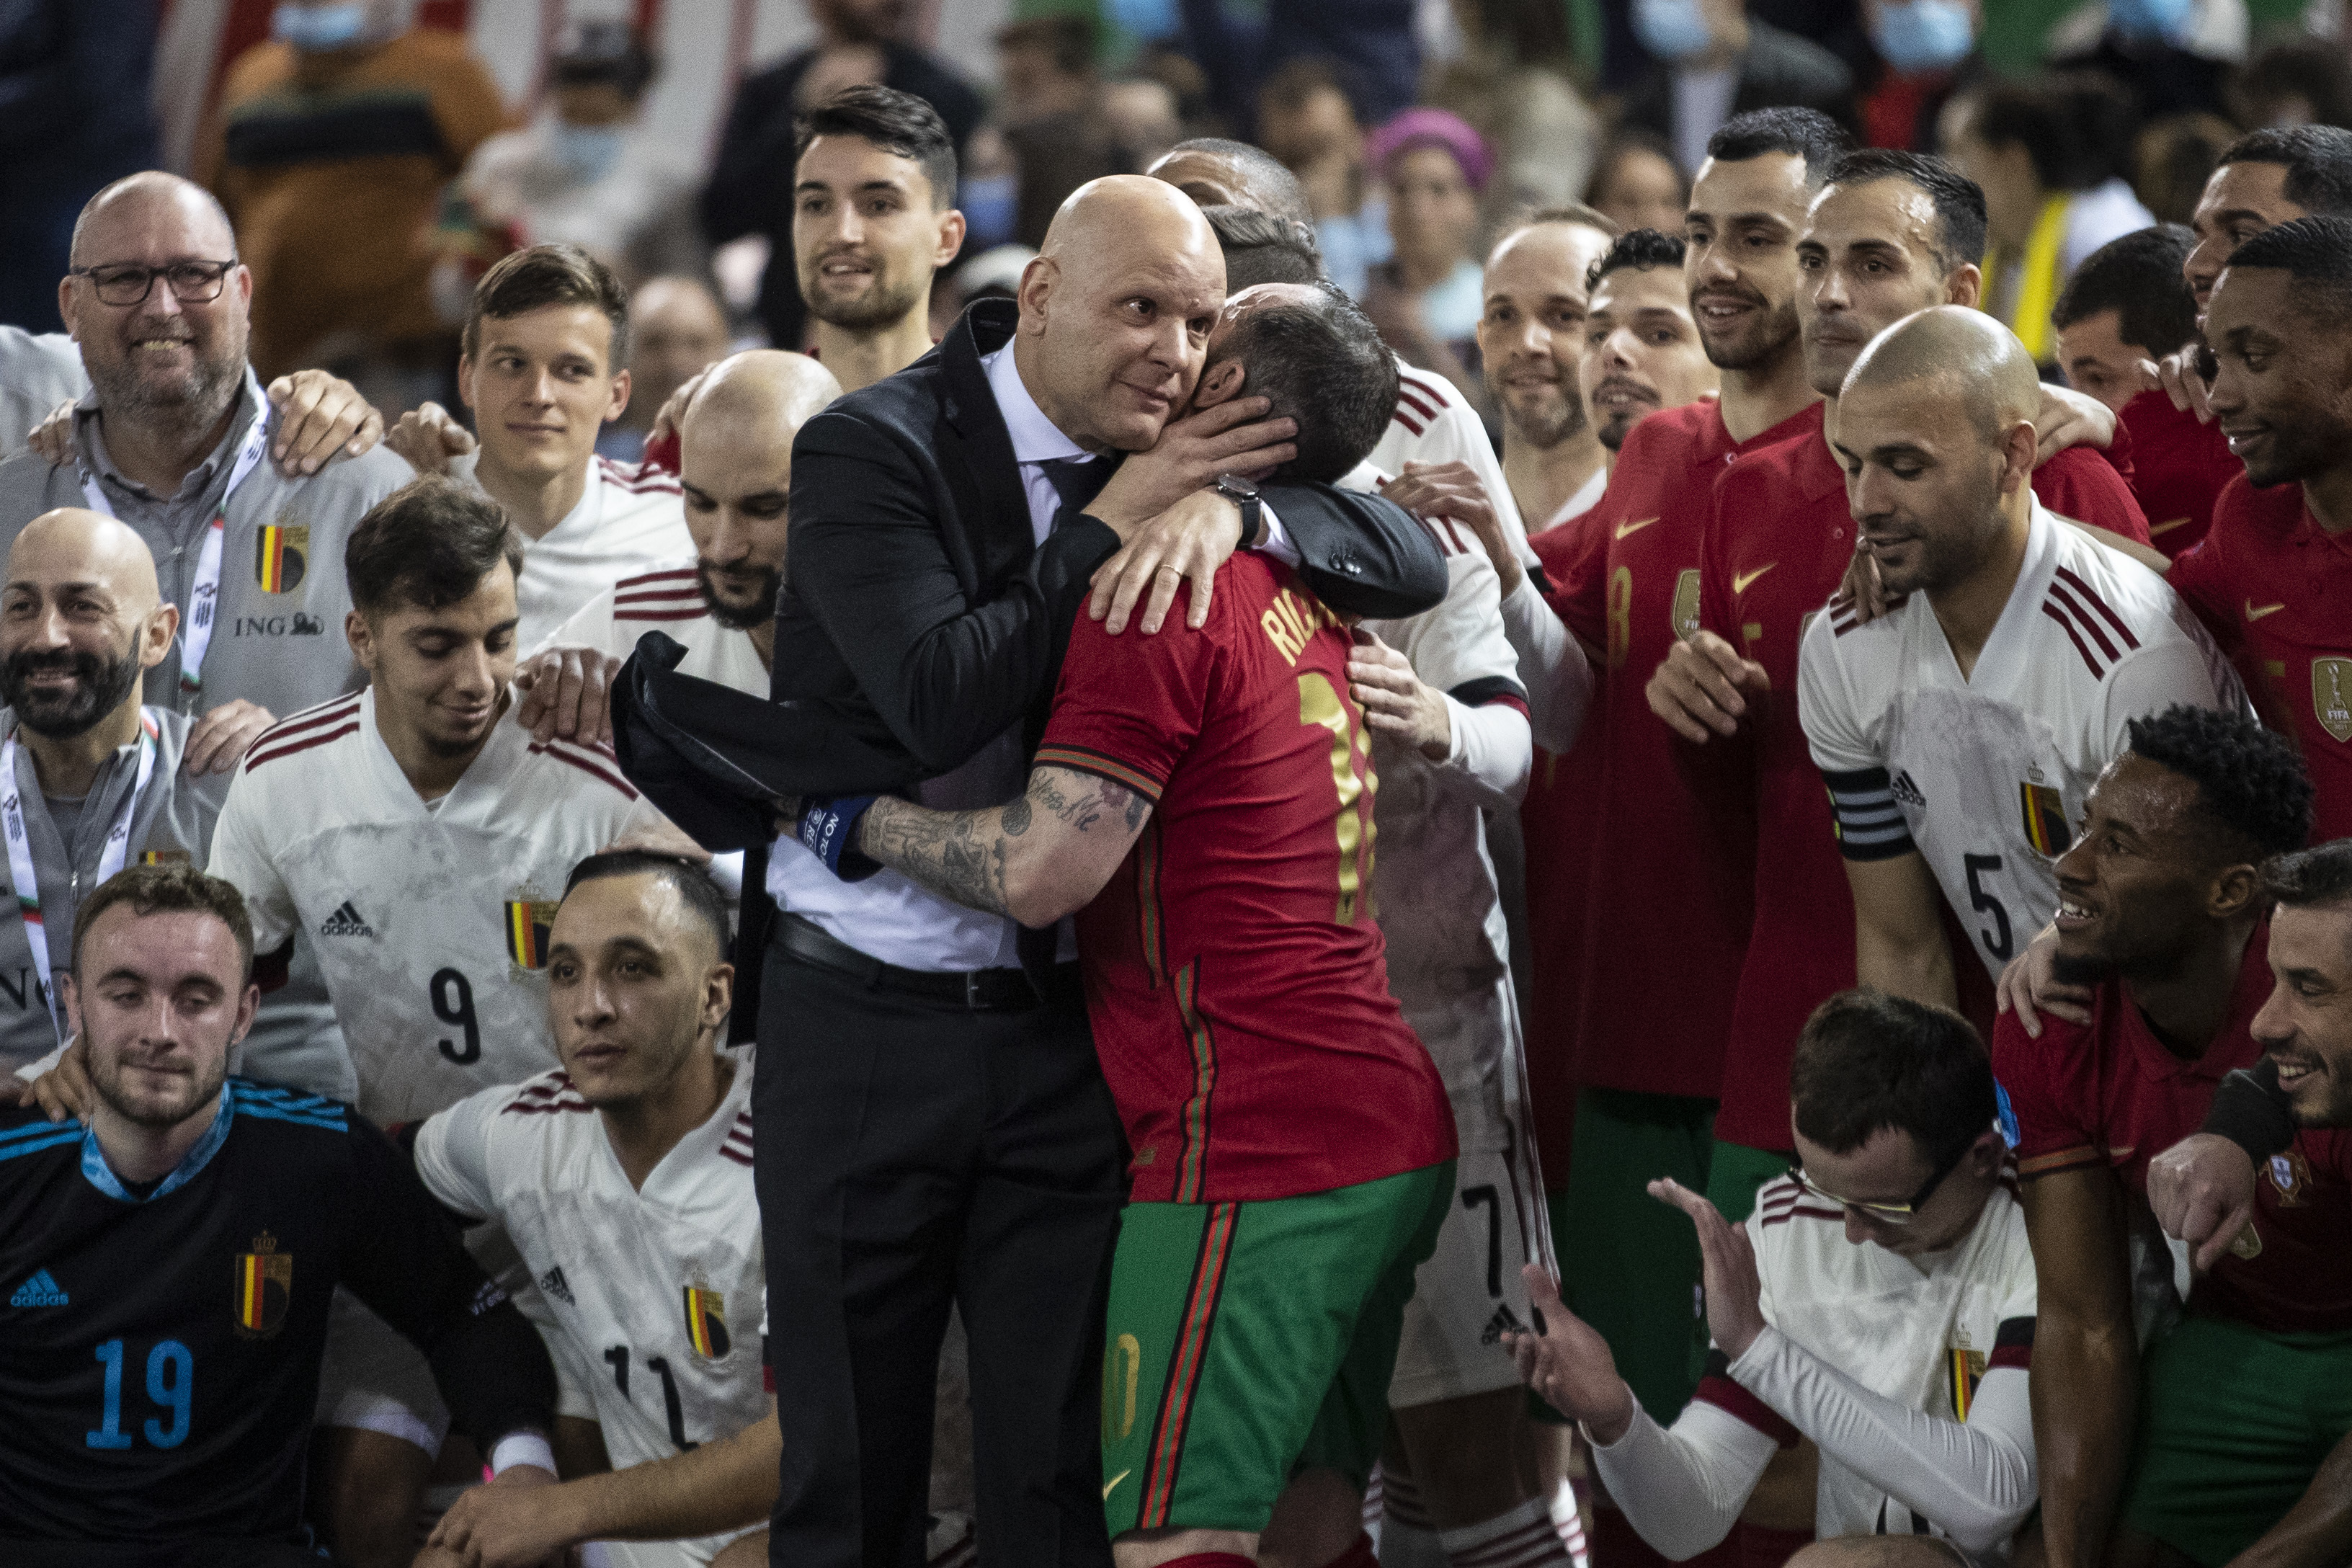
[1987,705,2339,1568]
[1642,148,2156,1233]
[798,282,1455,1568]
[2167,218,2352,844]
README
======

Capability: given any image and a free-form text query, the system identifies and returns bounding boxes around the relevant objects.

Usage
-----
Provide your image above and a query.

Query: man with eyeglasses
[1991,705,2349,1568]
[0,170,411,1102]
[1505,987,2040,1567]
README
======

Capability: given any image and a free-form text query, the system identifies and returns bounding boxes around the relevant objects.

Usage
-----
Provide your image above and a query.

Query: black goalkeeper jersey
[0,1079,536,1554]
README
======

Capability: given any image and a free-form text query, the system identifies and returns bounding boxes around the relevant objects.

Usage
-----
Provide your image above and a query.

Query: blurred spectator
[2046,0,2243,120]
[1753,0,1876,86]
[1945,74,2155,365]
[601,275,729,462]
[1585,132,1691,233]
[0,1,157,334]
[200,0,508,398]
[1618,0,1856,174]
[1422,0,1603,215]
[1177,0,1422,133]
[2136,109,2240,222]
[462,23,700,289]
[997,17,1126,249]
[1102,76,1184,171]
[1855,0,1978,151]
[1257,58,1390,296]
[1359,107,1497,424]
[2232,37,2352,130]
[2050,223,2197,412]
[701,0,981,352]
[957,124,1020,251]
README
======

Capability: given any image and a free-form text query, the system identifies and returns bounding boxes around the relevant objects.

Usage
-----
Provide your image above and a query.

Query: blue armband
[798,795,883,881]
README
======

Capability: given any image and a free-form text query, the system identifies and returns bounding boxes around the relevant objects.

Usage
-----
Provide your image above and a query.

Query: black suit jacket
[755,297,1449,798]
[1621,19,1858,146]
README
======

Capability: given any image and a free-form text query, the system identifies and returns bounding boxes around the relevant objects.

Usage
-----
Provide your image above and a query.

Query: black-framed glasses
[68,260,237,308]
[1789,1132,1977,1226]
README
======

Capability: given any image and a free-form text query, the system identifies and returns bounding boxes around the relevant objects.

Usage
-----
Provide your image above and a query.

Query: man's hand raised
[1500,1263,1639,1443]
[1087,489,1245,635]
[1647,631,1768,743]
[1652,1176,1767,1361]
[1085,397,1296,533]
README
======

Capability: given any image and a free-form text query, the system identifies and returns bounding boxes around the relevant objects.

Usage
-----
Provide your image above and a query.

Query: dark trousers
[758,943,1127,1568]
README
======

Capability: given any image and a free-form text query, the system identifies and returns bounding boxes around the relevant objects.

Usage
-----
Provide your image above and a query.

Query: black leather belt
[772,912,1055,1011]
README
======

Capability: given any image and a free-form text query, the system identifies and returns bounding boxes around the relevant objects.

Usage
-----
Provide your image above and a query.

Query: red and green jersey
[1037,553,1456,1205]
[1992,925,2352,1335]
[2170,473,2352,842]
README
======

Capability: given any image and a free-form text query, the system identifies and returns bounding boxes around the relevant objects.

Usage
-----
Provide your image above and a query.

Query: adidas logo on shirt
[539,1266,575,1306]
[1890,770,1927,807]
[1479,1301,1528,1345]
[10,1268,67,1307]
[318,901,373,938]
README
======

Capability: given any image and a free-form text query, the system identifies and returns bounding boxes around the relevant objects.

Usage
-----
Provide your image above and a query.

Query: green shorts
[2124,1311,2352,1565]
[1706,1138,1791,1225]
[1543,1088,1717,1426]
[1101,1162,1453,1539]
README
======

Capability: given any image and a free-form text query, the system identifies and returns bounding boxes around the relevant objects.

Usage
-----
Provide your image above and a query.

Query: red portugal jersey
[2169,473,2352,842]
[1542,399,1818,1098]
[2119,391,2237,558]
[1036,553,1456,1205]
[1521,509,1606,1184]
[1992,925,2352,1334]
[1700,409,2164,1152]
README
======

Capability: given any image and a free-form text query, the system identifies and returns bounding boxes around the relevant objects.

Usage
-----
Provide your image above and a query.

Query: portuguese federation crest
[234,1231,293,1337]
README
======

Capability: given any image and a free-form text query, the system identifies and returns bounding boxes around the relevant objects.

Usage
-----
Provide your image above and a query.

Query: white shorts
[1388,1141,1552,1407]
[314,1286,450,1455]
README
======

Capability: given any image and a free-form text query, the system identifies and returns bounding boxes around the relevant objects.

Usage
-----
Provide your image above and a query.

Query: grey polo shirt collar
[73,374,263,530]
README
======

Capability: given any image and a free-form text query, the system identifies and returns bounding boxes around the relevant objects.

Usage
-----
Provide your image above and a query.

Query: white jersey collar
[361,685,534,816]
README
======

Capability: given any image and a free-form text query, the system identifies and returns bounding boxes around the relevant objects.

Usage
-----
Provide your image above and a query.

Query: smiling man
[1987,705,2343,1568]
[1580,230,1719,459]
[1475,212,1618,533]
[204,476,654,1565]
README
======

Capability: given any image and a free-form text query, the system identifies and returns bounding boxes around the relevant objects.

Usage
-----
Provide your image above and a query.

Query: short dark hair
[1200,204,1324,288]
[1588,227,1688,293]
[1790,989,1996,1164]
[1826,148,1988,271]
[464,243,631,366]
[346,477,526,618]
[1707,107,1850,188]
[995,14,1095,76]
[2263,839,2352,912]
[2124,703,2315,860]
[74,863,254,982]
[1213,281,1397,483]
[1168,136,1315,230]
[793,84,958,210]
[1965,74,2135,192]
[561,850,731,959]
[2052,224,2199,356]
[2220,125,2352,218]
[2223,213,2352,327]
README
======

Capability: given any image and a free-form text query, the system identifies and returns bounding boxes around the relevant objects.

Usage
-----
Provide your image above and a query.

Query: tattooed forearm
[859,798,1012,916]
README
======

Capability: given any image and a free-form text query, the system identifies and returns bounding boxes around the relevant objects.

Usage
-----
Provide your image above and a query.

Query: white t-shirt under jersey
[1798,500,2243,980]
[453,453,697,653]
[208,689,651,1124]
[415,1061,766,1567]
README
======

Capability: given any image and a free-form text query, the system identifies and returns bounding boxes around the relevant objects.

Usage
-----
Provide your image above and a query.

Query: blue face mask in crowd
[2108,0,2193,42]
[1634,0,1721,62]
[271,1,369,52]
[553,122,625,184]
[1871,0,1975,72]
[958,174,1020,249]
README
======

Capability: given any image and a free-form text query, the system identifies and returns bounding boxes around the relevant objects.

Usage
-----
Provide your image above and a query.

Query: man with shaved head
[0,509,221,1073]
[718,172,1442,1568]
[1797,306,2239,1023]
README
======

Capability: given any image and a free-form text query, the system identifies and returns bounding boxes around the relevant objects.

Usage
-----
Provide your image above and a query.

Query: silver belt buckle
[964,970,982,1009]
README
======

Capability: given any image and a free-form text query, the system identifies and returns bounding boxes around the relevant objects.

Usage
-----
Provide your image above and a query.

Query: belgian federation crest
[682,1285,730,1360]
[234,1231,293,1337]
[1947,1345,1987,1420]
[255,524,308,594]
[2316,659,2352,744]
[2020,781,2070,858]
[505,898,558,970]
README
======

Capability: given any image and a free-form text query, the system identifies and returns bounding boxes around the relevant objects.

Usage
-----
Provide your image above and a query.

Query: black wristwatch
[1214,473,1262,550]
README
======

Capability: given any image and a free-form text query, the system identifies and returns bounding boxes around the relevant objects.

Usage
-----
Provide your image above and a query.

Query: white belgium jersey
[539,556,770,698]
[453,453,696,653]
[1366,359,1537,568]
[1799,501,2242,979]
[414,1061,765,1567]
[208,689,651,1124]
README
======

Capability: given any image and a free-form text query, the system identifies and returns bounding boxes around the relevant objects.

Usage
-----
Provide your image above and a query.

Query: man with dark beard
[0,509,220,1074]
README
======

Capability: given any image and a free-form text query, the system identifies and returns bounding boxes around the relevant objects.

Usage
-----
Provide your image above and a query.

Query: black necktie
[1040,456,1113,522]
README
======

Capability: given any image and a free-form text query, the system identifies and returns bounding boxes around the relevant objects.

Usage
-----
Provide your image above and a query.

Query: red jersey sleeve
[2033,447,2152,545]
[1537,503,1611,650]
[1035,581,1219,803]
[1992,1010,2103,1179]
